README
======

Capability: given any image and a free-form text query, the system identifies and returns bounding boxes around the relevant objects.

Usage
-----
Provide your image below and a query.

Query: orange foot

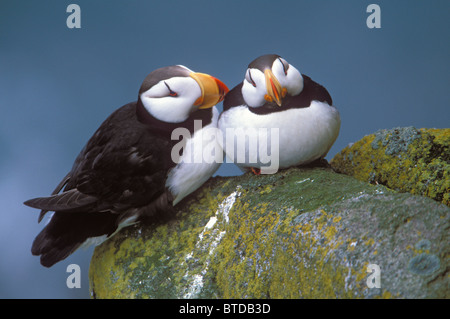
[251,167,261,175]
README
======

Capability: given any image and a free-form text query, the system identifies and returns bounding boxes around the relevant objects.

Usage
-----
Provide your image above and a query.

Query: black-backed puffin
[25,65,229,267]
[218,54,340,174]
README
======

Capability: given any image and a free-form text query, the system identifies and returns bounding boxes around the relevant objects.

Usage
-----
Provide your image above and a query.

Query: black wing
[25,102,176,219]
[25,189,97,217]
[26,102,178,267]
[286,74,333,107]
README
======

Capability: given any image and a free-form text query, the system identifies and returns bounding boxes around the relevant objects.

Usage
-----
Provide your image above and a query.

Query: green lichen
[408,254,441,276]
[89,189,223,298]
[415,239,432,251]
[331,127,450,206]
[89,165,450,299]
[371,126,422,155]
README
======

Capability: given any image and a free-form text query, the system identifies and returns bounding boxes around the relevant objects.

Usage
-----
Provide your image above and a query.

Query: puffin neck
[136,98,213,136]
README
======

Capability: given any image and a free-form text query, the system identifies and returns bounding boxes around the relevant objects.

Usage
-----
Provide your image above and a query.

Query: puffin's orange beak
[264,69,286,107]
[190,72,229,109]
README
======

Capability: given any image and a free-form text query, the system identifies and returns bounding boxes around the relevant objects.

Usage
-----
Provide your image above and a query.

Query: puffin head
[241,54,303,108]
[139,65,229,123]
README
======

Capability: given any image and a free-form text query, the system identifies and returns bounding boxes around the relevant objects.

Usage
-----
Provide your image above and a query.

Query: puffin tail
[31,211,118,267]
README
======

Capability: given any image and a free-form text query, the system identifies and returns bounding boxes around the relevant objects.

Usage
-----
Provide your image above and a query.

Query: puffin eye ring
[164,81,178,97]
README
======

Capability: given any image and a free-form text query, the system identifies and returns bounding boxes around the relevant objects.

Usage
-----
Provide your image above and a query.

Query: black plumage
[24,63,230,268]
[25,101,212,267]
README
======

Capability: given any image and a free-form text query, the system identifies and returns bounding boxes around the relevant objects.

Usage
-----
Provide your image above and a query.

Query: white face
[140,67,203,123]
[241,57,304,107]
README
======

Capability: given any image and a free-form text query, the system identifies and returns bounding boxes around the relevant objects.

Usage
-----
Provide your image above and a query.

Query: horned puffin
[24,65,229,267]
[218,54,340,173]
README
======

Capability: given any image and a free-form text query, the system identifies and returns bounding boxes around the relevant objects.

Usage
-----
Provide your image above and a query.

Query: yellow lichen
[90,166,445,299]
[331,128,449,206]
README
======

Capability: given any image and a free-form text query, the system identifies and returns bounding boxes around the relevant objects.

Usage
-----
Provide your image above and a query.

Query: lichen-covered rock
[330,127,450,206]
[89,166,449,299]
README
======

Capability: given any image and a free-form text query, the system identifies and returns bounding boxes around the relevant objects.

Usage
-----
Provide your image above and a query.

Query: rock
[330,127,450,206]
[89,166,449,299]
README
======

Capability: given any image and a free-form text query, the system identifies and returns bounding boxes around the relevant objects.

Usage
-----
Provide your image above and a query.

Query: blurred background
[0,0,449,298]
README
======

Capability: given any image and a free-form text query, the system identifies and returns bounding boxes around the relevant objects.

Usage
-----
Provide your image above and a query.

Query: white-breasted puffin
[218,54,340,173]
[24,65,229,267]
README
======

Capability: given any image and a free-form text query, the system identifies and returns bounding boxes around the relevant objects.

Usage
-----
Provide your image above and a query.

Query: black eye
[279,58,289,75]
[164,81,178,97]
[248,70,256,87]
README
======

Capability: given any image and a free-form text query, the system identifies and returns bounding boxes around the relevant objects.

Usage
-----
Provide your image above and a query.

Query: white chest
[218,101,340,171]
[166,107,223,204]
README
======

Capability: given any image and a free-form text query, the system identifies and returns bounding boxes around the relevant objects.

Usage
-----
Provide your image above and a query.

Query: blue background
[1,0,449,298]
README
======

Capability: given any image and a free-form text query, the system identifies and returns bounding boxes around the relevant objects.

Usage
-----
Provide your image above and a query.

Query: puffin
[24,65,229,267]
[218,54,340,174]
